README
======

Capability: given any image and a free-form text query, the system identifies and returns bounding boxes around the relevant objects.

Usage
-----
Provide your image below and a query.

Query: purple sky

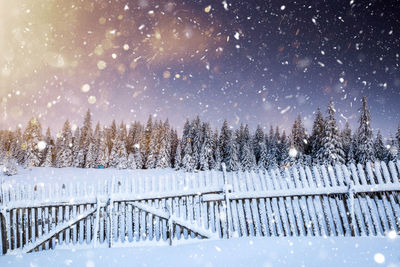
[0,0,399,136]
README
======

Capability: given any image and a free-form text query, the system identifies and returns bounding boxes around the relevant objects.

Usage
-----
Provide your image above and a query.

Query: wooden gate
[0,161,400,255]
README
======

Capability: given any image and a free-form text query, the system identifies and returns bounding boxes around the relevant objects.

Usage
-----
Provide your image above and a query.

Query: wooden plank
[358,164,384,235]
[320,165,343,236]
[232,172,247,236]
[239,171,254,237]
[292,166,312,236]
[271,169,291,236]
[366,163,390,233]
[285,168,305,236]
[246,171,262,237]
[146,177,153,241]
[308,166,329,236]
[380,162,400,232]
[264,170,280,236]
[342,165,366,236]
[372,162,397,232]
[350,164,375,236]
[333,165,352,236]
[299,166,319,236]
[253,170,269,236]
[304,166,323,236]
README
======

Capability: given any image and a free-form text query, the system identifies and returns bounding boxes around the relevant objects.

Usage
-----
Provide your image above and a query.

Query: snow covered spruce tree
[356,97,375,164]
[241,140,255,171]
[145,121,160,169]
[109,123,128,169]
[174,140,182,169]
[310,107,325,163]
[318,100,345,165]
[96,127,109,168]
[227,136,240,172]
[55,120,73,168]
[22,117,43,168]
[9,128,24,164]
[341,121,353,162]
[3,153,18,176]
[156,120,171,169]
[253,125,264,165]
[72,127,84,167]
[374,130,387,161]
[257,142,268,170]
[267,126,278,168]
[219,120,232,167]
[190,116,202,170]
[199,123,215,171]
[213,130,222,170]
[182,137,195,172]
[290,115,307,162]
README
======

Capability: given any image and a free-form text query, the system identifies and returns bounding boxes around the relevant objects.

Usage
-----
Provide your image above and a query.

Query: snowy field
[0,166,181,186]
[0,237,399,267]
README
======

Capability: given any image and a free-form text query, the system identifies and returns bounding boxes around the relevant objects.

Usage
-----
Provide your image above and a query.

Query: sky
[0,0,399,136]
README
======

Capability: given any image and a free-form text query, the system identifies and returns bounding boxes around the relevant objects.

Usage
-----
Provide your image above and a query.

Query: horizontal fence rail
[0,160,400,255]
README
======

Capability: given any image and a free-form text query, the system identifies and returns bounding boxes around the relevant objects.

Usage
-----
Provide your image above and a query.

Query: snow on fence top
[0,160,399,255]
[1,161,400,207]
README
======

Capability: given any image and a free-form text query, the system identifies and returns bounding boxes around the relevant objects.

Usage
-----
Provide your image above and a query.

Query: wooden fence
[0,160,400,255]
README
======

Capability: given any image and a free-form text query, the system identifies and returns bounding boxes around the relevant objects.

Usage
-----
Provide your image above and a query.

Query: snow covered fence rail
[0,161,400,255]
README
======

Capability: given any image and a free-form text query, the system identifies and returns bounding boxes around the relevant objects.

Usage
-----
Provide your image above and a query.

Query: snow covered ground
[1,237,399,267]
[1,166,181,186]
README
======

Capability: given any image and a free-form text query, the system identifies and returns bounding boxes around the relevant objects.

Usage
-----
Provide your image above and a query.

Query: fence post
[348,181,356,236]
[167,206,173,246]
[93,198,101,248]
[221,163,233,239]
[0,209,3,255]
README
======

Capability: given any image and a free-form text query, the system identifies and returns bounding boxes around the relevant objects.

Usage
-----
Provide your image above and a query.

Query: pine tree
[43,146,53,167]
[310,107,325,162]
[253,125,264,164]
[396,125,400,147]
[156,121,171,169]
[10,128,24,164]
[356,96,375,164]
[134,144,143,169]
[97,128,109,168]
[127,152,137,169]
[212,130,221,170]
[342,122,352,161]
[228,137,240,172]
[72,127,84,167]
[290,115,307,157]
[56,120,73,168]
[80,109,93,167]
[387,135,398,161]
[145,121,160,169]
[109,124,128,169]
[257,142,268,170]
[4,154,18,176]
[182,140,195,172]
[170,129,179,168]
[318,100,345,165]
[144,115,153,160]
[241,140,256,171]
[174,141,182,169]
[23,118,43,168]
[199,123,215,171]
[279,130,290,166]
[267,126,278,168]
[374,130,387,161]
[219,120,232,166]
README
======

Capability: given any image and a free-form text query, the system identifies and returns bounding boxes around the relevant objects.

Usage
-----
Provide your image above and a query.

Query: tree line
[0,97,399,174]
